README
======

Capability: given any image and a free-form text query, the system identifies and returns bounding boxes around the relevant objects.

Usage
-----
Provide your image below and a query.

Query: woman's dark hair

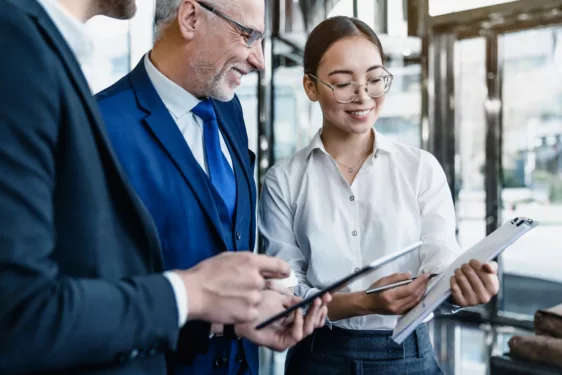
[303,16,385,76]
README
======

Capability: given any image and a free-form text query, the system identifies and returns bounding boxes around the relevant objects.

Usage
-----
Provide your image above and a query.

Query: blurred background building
[83,0,562,373]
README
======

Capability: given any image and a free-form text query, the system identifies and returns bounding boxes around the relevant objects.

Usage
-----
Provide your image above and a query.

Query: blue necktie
[192,99,237,220]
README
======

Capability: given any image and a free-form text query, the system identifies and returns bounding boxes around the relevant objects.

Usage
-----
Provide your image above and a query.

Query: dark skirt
[285,324,443,375]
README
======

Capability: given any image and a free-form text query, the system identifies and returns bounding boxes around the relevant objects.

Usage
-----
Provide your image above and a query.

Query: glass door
[433,16,562,326]
[498,25,562,317]
[455,37,487,251]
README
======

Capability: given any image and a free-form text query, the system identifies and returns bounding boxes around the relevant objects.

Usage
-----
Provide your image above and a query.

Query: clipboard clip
[510,217,534,227]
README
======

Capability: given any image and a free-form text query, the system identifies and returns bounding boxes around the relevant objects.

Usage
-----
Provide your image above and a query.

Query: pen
[365,273,439,294]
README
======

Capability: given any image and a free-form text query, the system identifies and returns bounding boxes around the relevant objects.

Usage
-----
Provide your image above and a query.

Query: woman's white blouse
[259,129,462,330]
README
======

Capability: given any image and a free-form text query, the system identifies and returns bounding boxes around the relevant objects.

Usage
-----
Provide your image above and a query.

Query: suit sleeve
[0,13,179,374]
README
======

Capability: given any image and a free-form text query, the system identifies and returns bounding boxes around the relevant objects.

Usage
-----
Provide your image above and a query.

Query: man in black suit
[0,1,314,374]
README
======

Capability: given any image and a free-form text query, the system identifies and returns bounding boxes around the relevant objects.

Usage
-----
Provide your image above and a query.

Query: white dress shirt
[37,0,114,94]
[259,129,462,330]
[37,0,95,66]
[37,0,188,327]
[143,54,233,173]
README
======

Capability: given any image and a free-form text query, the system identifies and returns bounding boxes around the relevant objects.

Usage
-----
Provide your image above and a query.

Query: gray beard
[190,60,234,102]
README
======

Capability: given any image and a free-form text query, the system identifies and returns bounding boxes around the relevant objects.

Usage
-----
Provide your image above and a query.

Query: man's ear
[303,75,319,102]
[177,0,199,40]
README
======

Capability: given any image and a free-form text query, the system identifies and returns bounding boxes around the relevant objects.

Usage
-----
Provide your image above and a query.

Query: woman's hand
[361,272,431,315]
[450,260,499,307]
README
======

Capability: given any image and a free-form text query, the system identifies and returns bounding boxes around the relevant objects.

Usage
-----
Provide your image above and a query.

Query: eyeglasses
[197,2,264,48]
[308,71,394,104]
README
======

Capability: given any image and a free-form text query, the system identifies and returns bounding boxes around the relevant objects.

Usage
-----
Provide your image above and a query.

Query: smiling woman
[258,15,501,375]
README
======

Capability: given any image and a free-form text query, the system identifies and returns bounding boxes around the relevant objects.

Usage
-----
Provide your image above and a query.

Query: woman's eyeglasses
[308,71,394,104]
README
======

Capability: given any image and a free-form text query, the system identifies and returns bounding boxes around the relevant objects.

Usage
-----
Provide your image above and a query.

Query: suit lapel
[16,0,162,266]
[129,61,228,249]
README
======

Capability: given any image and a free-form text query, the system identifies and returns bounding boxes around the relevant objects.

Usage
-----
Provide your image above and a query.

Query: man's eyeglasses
[307,70,394,104]
[198,2,264,48]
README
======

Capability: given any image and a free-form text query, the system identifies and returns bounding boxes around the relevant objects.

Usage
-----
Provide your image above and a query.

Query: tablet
[255,240,423,330]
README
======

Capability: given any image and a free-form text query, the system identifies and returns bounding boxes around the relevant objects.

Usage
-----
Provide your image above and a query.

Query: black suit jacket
[0,1,179,374]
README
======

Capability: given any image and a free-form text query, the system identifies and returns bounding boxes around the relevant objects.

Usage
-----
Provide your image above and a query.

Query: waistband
[303,324,432,361]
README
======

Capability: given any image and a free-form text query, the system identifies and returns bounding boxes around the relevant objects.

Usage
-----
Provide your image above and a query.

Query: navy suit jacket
[0,1,180,375]
[95,58,259,375]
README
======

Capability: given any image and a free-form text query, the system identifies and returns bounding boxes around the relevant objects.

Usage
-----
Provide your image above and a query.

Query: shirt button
[354,267,360,272]
[236,232,241,240]
[129,349,139,360]
[350,196,355,201]
[352,230,358,236]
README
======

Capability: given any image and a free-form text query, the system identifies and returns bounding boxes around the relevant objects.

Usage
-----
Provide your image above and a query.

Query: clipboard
[255,240,423,330]
[392,217,538,344]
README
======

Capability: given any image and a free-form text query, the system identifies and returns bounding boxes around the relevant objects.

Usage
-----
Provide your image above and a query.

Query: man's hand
[362,272,431,315]
[235,287,331,352]
[450,260,499,307]
[175,252,291,324]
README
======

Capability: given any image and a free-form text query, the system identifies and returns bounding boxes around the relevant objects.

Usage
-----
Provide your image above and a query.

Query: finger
[316,306,327,328]
[304,298,321,336]
[468,259,483,270]
[461,263,491,304]
[283,295,302,309]
[320,293,332,305]
[290,308,304,344]
[454,267,478,305]
[378,272,412,287]
[397,292,424,313]
[243,307,259,323]
[394,279,428,312]
[450,276,467,306]
[236,270,267,290]
[474,267,500,296]
[482,261,498,274]
[280,312,295,328]
[253,254,291,278]
[392,273,429,300]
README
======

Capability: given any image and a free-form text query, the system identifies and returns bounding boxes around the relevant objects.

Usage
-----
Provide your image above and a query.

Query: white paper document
[392,217,538,344]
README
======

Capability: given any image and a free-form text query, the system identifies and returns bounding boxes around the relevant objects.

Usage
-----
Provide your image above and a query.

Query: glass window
[328,0,392,36]
[237,72,259,183]
[454,37,487,251]
[499,26,562,316]
[273,66,322,162]
[429,0,518,16]
[387,0,407,37]
[357,0,376,30]
[327,0,353,18]
[376,60,421,147]
[84,1,155,93]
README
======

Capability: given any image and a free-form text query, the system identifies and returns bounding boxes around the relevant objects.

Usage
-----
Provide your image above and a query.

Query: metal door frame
[425,0,562,330]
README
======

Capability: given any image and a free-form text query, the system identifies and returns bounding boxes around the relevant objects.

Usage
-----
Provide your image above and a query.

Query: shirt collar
[36,0,94,66]
[373,130,397,154]
[304,128,396,159]
[144,53,201,119]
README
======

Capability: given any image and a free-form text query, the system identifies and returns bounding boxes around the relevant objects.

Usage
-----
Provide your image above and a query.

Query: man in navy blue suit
[95,0,330,374]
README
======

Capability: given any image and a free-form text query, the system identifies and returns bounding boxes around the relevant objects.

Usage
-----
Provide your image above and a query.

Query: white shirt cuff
[163,271,188,327]
[268,269,299,288]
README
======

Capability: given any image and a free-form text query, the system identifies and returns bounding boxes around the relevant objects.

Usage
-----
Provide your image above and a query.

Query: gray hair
[154,0,236,40]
